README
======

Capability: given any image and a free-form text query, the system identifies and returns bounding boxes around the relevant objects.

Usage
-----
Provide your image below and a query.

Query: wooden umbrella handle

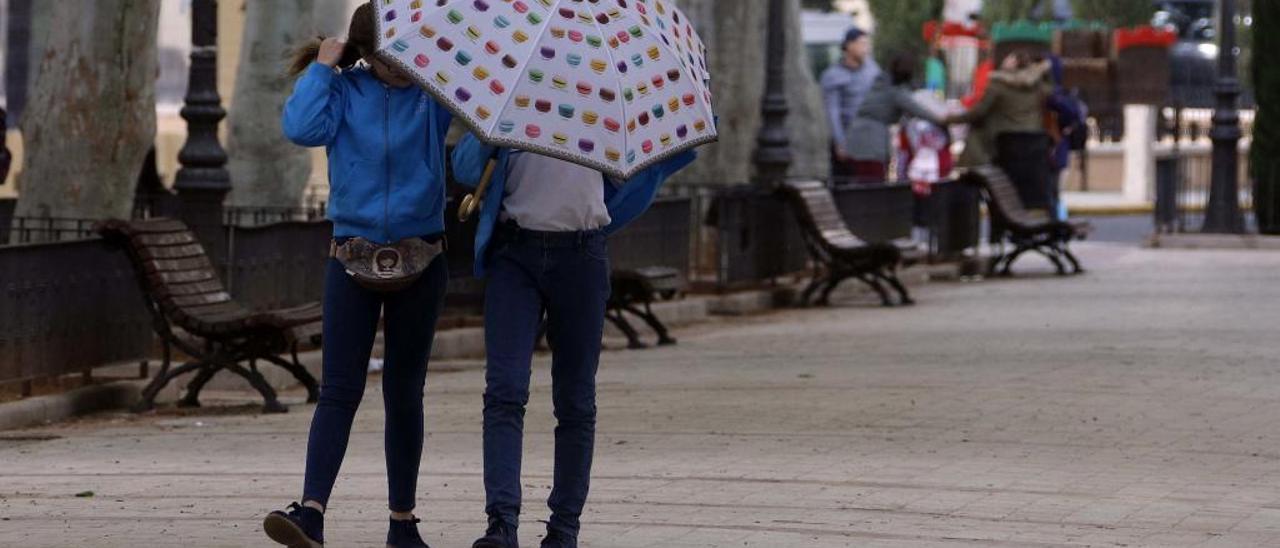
[458,158,498,222]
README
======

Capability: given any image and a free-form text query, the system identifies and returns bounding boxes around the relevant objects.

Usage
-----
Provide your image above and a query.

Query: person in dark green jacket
[948,53,1053,167]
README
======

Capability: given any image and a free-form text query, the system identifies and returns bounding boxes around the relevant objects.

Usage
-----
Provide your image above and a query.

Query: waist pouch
[330,237,444,292]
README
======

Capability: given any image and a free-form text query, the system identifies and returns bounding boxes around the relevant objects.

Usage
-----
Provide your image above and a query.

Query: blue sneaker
[386,516,431,548]
[263,502,324,547]
[472,517,519,548]
[539,527,577,548]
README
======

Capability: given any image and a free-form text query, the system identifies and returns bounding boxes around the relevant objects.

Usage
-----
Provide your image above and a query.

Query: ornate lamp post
[753,0,793,187]
[742,0,795,282]
[1202,0,1244,233]
[173,0,231,252]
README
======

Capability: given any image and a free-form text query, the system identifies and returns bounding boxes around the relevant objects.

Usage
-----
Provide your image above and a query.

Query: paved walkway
[4,243,1280,547]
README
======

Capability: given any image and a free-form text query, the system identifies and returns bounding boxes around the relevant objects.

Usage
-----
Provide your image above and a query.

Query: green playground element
[991,21,1055,44]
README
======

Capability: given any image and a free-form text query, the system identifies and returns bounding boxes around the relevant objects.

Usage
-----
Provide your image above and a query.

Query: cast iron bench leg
[878,270,914,306]
[855,273,894,307]
[226,362,288,414]
[625,303,676,346]
[133,360,204,413]
[179,362,223,408]
[265,353,319,404]
[606,307,647,349]
[1059,245,1085,274]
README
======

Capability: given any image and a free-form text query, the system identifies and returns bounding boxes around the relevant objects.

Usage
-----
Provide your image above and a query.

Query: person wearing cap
[820,26,882,183]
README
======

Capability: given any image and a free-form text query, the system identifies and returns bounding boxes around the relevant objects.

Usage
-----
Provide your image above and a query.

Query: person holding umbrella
[263,4,451,548]
[452,136,695,548]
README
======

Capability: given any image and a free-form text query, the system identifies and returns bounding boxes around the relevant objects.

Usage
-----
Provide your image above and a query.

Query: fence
[0,238,154,388]
[0,208,333,388]
[665,180,920,289]
[1154,107,1256,233]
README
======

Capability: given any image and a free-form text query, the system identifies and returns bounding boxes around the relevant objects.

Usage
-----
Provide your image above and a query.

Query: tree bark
[15,0,160,220]
[314,0,356,36]
[225,0,315,208]
[670,0,830,185]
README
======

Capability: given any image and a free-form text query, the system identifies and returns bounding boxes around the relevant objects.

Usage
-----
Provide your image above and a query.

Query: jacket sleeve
[820,71,848,153]
[282,63,345,147]
[604,149,697,234]
[949,84,999,125]
[896,88,946,125]
[450,133,498,189]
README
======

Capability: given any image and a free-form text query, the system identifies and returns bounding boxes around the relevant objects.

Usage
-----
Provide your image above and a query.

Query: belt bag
[330,237,444,292]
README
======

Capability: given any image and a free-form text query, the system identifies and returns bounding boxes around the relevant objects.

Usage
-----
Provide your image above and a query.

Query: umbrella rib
[485,0,571,138]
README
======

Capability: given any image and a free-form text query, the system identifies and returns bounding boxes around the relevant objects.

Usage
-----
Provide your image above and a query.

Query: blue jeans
[302,249,447,512]
[482,226,611,537]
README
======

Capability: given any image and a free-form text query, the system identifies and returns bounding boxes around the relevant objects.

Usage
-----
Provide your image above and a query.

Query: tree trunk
[1252,0,1279,234]
[14,0,160,220]
[225,0,315,208]
[314,0,356,36]
[671,0,829,185]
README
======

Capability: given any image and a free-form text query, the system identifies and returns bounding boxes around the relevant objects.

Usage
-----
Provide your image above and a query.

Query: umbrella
[371,0,717,183]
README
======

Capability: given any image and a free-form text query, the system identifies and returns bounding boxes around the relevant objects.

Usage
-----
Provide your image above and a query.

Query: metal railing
[1154,107,1256,234]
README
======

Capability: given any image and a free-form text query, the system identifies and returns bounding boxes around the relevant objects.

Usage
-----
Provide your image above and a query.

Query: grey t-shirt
[500,152,612,232]
[819,59,881,153]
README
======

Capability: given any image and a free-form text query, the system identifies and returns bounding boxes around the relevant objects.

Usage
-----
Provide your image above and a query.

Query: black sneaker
[386,516,431,548]
[472,516,519,548]
[539,528,577,548]
[263,502,324,548]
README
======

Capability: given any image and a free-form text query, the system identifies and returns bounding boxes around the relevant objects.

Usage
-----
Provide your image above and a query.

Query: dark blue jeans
[302,250,447,512]
[482,227,611,537]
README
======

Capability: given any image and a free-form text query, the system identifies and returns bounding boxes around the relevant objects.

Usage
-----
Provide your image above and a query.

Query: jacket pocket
[333,159,380,224]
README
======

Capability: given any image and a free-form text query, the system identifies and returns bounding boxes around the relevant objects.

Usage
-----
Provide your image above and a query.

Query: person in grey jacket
[845,53,948,182]
[820,27,881,180]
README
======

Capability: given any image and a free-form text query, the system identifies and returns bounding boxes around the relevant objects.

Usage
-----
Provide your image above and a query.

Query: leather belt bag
[330,237,444,292]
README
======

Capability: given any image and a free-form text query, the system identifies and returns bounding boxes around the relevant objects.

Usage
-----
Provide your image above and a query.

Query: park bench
[961,165,1091,276]
[536,266,682,351]
[97,218,321,413]
[779,180,915,307]
[608,266,682,349]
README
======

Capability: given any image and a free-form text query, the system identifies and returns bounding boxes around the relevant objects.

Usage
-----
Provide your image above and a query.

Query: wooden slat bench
[779,180,915,307]
[607,266,682,349]
[97,218,321,413]
[960,165,1091,276]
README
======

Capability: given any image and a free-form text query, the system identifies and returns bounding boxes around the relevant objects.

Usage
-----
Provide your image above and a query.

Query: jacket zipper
[383,86,391,243]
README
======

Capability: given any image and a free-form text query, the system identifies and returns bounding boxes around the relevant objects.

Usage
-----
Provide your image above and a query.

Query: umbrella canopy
[372,0,716,180]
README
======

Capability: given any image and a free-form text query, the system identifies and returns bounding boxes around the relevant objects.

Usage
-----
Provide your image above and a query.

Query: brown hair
[288,3,378,77]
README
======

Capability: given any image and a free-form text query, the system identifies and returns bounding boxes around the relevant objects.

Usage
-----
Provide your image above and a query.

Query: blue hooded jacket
[282,62,453,243]
[452,133,696,278]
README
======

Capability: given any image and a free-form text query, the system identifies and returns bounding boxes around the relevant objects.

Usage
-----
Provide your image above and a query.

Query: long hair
[288,3,377,77]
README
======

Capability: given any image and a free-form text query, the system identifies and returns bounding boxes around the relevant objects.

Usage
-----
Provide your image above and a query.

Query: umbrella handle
[458,158,498,222]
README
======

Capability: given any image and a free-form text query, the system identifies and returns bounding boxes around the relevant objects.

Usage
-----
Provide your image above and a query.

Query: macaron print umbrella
[371,0,717,184]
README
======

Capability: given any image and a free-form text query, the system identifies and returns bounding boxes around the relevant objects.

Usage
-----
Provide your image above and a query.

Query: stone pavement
[4,243,1280,547]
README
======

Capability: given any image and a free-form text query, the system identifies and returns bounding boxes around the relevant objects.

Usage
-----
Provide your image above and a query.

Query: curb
[1069,205,1153,217]
[0,381,141,431]
[1148,233,1280,251]
[5,263,956,426]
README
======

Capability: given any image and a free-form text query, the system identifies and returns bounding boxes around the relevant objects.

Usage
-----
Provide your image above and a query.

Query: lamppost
[745,0,795,281]
[173,0,231,253]
[753,0,793,187]
[1202,0,1243,233]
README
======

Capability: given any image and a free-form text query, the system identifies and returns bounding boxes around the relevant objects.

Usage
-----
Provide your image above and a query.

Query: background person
[820,26,881,183]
